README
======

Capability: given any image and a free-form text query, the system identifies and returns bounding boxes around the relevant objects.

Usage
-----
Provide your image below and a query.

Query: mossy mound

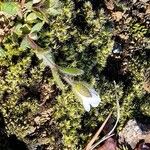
[0,0,149,149]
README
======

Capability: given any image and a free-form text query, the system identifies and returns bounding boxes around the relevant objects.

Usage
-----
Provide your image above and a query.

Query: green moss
[129,23,148,40]
[53,91,83,149]
[0,0,149,149]
[141,102,150,117]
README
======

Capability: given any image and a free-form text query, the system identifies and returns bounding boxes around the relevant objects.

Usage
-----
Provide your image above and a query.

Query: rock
[119,119,150,149]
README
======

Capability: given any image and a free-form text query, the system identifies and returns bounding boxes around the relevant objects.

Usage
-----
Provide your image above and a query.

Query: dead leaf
[105,0,114,10]
[135,141,150,150]
[146,4,150,14]
[143,67,150,93]
[112,11,123,22]
[85,112,112,150]
[33,0,41,5]
[143,81,150,93]
[97,137,117,150]
[141,0,150,3]
[119,34,129,40]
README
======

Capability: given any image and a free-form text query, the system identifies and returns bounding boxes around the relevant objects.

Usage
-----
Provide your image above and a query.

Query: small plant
[27,36,101,111]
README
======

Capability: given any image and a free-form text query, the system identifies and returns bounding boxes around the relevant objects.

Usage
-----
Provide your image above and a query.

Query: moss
[0,46,37,137]
[129,23,148,40]
[53,91,83,149]
[141,101,150,117]
[0,0,149,149]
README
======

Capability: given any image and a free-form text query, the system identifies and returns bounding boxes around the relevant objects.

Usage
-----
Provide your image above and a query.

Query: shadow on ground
[0,112,28,150]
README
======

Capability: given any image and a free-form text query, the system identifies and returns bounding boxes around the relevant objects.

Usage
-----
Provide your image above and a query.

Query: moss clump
[0,0,149,149]
[53,91,83,149]
[0,44,38,137]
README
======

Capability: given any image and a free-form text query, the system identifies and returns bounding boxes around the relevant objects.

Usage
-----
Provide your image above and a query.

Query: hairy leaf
[13,23,22,36]
[20,36,30,50]
[26,12,37,23]
[33,9,49,23]
[51,67,65,90]
[59,67,84,76]
[0,47,5,57]
[73,82,92,97]
[31,22,44,33]
[27,35,43,52]
[48,0,62,16]
[0,2,20,17]
[29,32,38,40]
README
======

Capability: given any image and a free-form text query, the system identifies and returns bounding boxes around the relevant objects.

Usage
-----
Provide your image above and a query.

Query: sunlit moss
[0,0,149,149]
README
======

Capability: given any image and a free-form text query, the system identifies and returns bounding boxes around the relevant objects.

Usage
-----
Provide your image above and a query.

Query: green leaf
[31,22,44,33]
[29,32,38,40]
[25,1,33,10]
[48,0,62,16]
[73,82,91,97]
[20,36,30,50]
[27,35,43,52]
[42,51,55,65]
[21,24,31,34]
[13,23,22,36]
[0,2,20,17]
[22,32,46,50]
[48,8,62,16]
[33,50,64,89]
[11,32,19,44]
[33,9,49,23]
[0,47,5,57]
[59,67,84,76]
[51,67,65,90]
[26,12,37,23]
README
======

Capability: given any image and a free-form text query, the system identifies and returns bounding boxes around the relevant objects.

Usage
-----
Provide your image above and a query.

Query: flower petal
[82,99,91,112]
[90,95,100,107]
[90,89,100,107]
[73,82,101,111]
[33,0,41,4]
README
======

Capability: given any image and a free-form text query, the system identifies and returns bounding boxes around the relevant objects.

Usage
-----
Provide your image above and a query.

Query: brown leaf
[112,11,123,22]
[97,137,117,150]
[85,112,112,150]
[105,0,114,10]
[135,141,150,150]
[143,68,150,93]
[146,4,150,14]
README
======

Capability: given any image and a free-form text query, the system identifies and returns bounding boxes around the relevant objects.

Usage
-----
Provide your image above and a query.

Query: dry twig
[85,81,120,150]
[85,112,113,150]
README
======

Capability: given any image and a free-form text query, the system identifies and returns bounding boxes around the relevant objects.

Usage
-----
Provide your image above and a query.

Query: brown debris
[143,68,150,93]
[112,11,123,22]
[104,0,114,10]
[97,138,117,150]
[146,4,150,14]
[135,141,150,150]
[85,112,112,150]
[0,13,14,43]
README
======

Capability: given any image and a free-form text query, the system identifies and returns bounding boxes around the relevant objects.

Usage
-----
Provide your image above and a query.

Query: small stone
[119,119,150,149]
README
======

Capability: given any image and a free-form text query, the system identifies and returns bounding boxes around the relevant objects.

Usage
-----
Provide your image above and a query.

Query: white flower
[73,82,101,112]
[33,0,41,4]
